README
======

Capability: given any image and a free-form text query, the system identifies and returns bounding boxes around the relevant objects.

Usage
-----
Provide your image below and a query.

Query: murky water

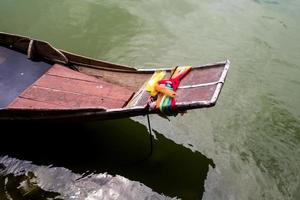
[1,0,300,199]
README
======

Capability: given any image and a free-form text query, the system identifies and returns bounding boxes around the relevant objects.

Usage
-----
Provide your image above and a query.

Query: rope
[146,113,153,158]
[130,113,154,164]
[146,66,192,116]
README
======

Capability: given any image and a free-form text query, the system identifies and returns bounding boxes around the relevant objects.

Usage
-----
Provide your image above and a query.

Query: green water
[1,0,300,199]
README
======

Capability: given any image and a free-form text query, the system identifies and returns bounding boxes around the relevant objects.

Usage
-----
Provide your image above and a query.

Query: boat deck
[0,46,51,108]
[9,64,135,110]
[1,46,134,110]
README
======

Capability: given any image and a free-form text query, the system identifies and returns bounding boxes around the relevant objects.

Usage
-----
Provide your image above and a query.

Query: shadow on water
[0,118,214,199]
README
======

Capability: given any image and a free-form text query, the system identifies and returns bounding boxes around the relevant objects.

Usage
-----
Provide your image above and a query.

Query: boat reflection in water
[0,119,214,199]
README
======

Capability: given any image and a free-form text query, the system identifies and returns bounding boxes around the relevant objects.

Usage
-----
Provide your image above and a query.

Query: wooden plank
[78,66,151,91]
[176,85,216,102]
[34,74,133,101]
[179,66,224,86]
[9,97,65,109]
[20,86,124,109]
[47,64,102,83]
[7,63,135,110]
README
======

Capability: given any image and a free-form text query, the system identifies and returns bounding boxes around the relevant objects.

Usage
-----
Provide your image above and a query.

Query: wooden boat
[0,32,230,121]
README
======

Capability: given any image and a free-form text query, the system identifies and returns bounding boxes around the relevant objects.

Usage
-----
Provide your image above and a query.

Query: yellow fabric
[146,70,166,96]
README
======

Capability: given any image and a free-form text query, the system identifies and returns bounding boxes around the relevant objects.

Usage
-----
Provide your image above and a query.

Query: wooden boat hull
[0,32,230,121]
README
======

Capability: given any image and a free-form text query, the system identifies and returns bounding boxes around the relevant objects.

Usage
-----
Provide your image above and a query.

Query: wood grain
[9,64,134,109]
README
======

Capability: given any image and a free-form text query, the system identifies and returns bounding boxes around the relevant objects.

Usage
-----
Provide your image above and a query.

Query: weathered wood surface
[77,66,152,91]
[179,65,224,86]
[134,64,226,107]
[9,97,65,109]
[9,64,134,109]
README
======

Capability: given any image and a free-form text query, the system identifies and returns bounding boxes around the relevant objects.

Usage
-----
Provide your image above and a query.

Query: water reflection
[0,119,214,199]
[0,170,61,200]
